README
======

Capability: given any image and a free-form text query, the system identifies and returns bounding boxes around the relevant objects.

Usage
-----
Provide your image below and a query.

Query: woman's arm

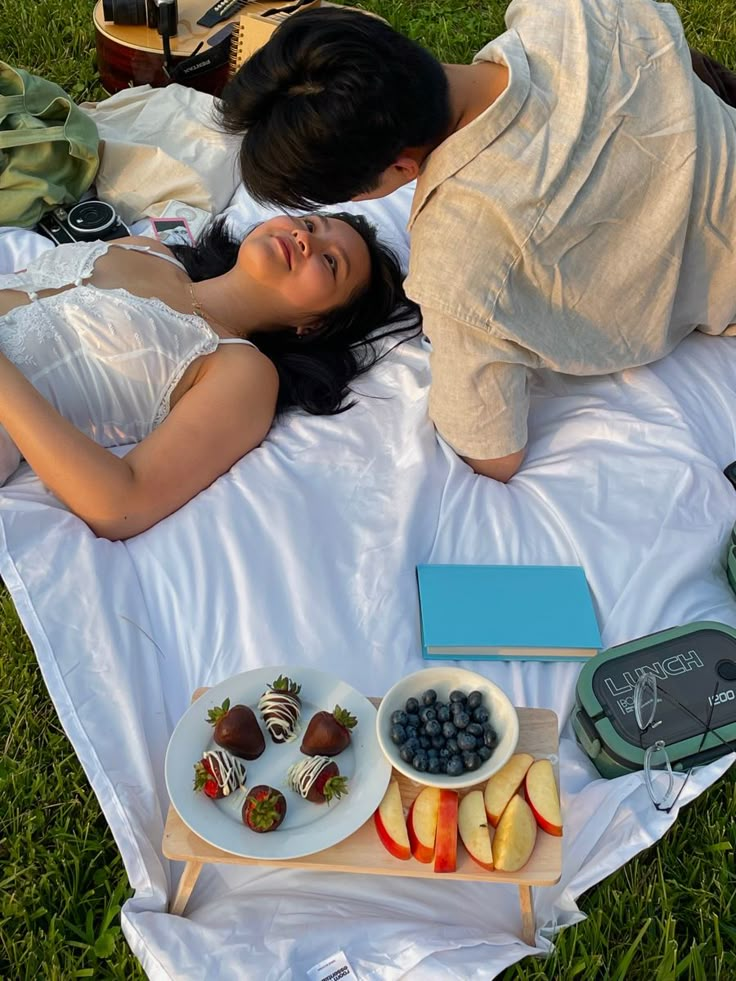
[0,347,278,539]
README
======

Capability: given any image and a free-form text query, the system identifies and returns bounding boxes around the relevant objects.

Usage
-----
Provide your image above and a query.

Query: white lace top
[0,241,255,449]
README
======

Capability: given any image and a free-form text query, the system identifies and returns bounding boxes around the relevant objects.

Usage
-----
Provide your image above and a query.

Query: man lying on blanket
[221,0,736,482]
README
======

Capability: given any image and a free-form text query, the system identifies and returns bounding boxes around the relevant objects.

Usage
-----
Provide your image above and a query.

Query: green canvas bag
[0,62,100,228]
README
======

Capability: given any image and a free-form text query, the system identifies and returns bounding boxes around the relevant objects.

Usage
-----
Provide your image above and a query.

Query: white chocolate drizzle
[258,688,301,742]
[202,749,247,796]
[286,755,331,799]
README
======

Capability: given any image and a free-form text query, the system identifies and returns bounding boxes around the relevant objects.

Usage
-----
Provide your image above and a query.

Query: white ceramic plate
[165,665,391,860]
[376,667,520,790]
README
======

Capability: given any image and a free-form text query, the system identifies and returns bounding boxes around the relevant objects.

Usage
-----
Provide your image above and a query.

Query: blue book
[417,564,601,661]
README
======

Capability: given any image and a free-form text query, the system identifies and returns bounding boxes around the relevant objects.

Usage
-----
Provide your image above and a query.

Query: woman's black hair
[170,215,421,416]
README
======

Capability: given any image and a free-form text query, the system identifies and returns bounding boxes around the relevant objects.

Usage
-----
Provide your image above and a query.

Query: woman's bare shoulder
[216,340,278,378]
[175,343,279,449]
[200,341,279,398]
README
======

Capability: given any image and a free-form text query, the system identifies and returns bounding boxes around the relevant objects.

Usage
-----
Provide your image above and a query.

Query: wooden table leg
[518,885,535,946]
[169,860,204,916]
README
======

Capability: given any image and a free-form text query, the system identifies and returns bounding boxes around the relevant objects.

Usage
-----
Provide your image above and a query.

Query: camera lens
[103,0,148,25]
[67,201,118,240]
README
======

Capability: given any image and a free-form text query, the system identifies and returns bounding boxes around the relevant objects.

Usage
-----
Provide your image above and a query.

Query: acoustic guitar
[93,0,303,96]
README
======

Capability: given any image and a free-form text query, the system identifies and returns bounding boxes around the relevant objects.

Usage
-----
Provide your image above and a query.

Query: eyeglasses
[727,540,736,595]
[633,670,733,812]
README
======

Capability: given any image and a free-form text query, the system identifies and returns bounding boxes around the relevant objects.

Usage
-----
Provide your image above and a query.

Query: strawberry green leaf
[247,791,284,830]
[206,698,230,726]
[332,706,357,730]
[322,775,349,803]
[193,761,209,791]
[272,675,301,696]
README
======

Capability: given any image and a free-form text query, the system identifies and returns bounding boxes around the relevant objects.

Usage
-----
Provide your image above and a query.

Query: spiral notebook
[229,0,323,75]
[417,564,602,661]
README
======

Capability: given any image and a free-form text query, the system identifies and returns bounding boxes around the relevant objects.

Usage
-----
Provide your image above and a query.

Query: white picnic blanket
[0,87,735,978]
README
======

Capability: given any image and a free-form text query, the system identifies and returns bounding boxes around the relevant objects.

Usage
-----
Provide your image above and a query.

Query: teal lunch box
[572,621,736,779]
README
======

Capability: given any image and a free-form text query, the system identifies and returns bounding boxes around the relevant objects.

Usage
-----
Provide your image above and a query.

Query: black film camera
[102,0,178,34]
[36,200,130,247]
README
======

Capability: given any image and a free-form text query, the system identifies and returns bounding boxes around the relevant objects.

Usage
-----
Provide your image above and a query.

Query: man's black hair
[217,8,450,209]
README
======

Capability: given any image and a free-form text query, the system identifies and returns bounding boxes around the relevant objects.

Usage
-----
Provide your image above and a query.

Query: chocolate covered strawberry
[286,755,349,804]
[207,697,265,760]
[193,749,247,799]
[258,674,302,743]
[300,705,357,756]
[242,785,287,833]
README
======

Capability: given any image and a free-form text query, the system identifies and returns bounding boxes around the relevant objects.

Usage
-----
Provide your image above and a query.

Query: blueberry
[391,709,408,726]
[446,738,459,755]
[412,754,429,772]
[421,689,438,706]
[467,722,484,738]
[439,747,450,760]
[390,724,407,745]
[419,736,431,750]
[425,719,442,738]
[406,713,420,727]
[427,758,441,774]
[431,733,445,749]
[449,690,467,704]
[437,758,448,773]
[457,731,477,752]
[404,736,420,754]
[427,746,439,759]
[405,697,419,714]
[467,690,483,710]
[483,727,498,749]
[454,711,471,730]
[463,751,482,771]
[473,707,490,724]
[446,755,464,776]
[478,745,492,762]
[442,721,457,739]
[436,703,451,723]
[419,706,437,724]
[399,745,415,763]
[405,725,418,742]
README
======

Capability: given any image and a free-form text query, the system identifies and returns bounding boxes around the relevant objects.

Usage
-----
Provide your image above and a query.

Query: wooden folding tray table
[163,693,562,947]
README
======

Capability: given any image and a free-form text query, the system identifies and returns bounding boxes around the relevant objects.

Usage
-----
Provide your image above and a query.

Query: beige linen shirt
[404,0,736,459]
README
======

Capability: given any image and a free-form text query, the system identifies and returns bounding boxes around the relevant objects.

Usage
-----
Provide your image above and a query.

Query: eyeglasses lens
[644,739,676,808]
[634,671,658,731]
[727,544,736,593]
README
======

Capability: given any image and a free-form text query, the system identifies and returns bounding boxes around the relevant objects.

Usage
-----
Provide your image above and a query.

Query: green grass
[0,0,735,977]
[0,589,143,979]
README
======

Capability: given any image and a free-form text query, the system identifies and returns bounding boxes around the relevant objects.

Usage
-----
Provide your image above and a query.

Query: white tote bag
[81,83,241,224]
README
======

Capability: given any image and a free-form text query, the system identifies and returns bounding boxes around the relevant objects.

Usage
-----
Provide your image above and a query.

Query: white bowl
[376,667,519,790]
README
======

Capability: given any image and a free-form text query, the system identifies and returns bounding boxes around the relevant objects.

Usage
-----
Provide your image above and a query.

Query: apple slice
[524,759,563,837]
[407,786,441,863]
[492,794,537,872]
[457,789,494,871]
[483,753,534,827]
[374,779,411,860]
[433,789,459,873]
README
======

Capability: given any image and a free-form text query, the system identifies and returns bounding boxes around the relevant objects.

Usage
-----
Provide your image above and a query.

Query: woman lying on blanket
[0,214,419,539]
